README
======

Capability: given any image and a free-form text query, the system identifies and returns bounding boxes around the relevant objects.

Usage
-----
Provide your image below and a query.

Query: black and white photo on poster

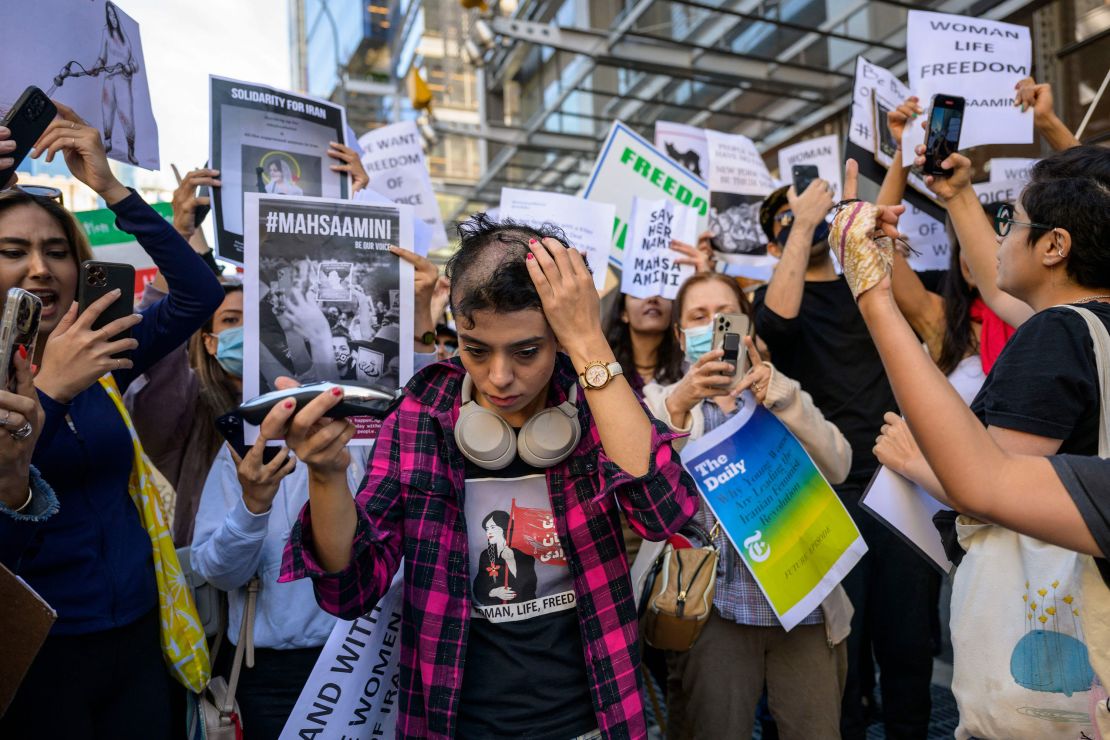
[242,194,413,445]
[1,0,160,169]
[708,193,768,256]
[210,76,348,264]
[465,476,576,624]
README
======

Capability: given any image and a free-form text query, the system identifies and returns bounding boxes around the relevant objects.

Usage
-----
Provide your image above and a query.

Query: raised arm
[761,180,834,320]
[1014,77,1080,151]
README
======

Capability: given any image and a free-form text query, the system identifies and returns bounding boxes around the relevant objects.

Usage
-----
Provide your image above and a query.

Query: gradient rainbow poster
[681,396,867,629]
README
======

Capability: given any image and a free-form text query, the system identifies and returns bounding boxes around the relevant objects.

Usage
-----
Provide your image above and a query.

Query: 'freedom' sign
[906,10,1033,150]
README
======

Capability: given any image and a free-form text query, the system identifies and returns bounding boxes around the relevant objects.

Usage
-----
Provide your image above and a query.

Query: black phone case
[792,165,819,195]
[924,97,965,176]
[77,261,135,359]
[0,87,57,186]
[215,411,282,464]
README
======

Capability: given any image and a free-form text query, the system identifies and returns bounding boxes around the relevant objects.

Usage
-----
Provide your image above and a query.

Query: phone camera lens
[88,267,107,287]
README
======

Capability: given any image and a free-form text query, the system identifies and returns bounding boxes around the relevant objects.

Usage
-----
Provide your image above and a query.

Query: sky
[118,0,291,189]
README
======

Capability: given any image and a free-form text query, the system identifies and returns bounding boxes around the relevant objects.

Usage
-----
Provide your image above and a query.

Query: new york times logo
[264,210,393,246]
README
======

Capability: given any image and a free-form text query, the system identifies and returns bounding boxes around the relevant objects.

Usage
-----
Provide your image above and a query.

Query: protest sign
[989,157,1038,184]
[974,179,1024,208]
[849,57,910,154]
[242,195,413,445]
[704,130,775,277]
[654,121,710,180]
[777,134,842,201]
[1,0,159,170]
[498,187,614,291]
[279,573,403,740]
[861,467,953,574]
[75,201,173,300]
[898,202,951,272]
[620,197,698,300]
[358,121,447,253]
[210,76,349,264]
[680,396,867,629]
[906,10,1033,153]
[583,122,709,264]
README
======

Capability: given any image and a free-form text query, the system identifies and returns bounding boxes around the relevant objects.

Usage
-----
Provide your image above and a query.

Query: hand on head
[523,237,603,360]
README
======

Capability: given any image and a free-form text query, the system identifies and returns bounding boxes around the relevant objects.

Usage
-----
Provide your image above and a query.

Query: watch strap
[416,330,436,345]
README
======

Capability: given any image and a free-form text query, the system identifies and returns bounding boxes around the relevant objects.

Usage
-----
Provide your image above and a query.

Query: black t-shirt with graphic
[456,455,595,739]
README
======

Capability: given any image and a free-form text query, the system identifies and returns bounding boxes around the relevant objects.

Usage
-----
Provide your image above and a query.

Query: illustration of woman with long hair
[264,158,304,196]
[473,510,538,606]
[95,2,139,164]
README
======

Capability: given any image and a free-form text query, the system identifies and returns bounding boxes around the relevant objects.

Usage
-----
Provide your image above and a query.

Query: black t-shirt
[1048,455,1110,588]
[753,278,897,479]
[970,304,1110,454]
[456,455,595,740]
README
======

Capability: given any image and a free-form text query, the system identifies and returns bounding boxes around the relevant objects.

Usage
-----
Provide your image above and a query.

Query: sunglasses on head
[3,184,65,205]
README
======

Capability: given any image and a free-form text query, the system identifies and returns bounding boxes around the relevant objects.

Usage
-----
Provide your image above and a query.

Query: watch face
[585,364,609,387]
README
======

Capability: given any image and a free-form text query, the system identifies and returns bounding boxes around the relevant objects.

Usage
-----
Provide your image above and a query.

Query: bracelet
[12,486,33,513]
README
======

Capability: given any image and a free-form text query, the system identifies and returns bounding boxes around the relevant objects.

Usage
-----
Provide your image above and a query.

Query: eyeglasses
[993,203,1053,237]
[774,210,794,228]
[2,185,65,205]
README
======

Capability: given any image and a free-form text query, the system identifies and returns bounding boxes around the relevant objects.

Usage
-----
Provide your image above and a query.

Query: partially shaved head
[447,213,577,328]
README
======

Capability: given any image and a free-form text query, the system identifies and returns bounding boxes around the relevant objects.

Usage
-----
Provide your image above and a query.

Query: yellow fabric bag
[99,375,211,692]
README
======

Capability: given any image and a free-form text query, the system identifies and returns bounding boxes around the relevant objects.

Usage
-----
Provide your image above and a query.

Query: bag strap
[1060,305,1110,458]
[219,577,260,716]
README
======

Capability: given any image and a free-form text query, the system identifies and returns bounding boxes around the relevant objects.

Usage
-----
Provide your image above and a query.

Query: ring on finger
[0,410,9,427]
[10,421,32,441]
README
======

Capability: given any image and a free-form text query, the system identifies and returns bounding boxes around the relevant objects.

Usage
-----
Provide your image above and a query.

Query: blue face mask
[776,219,830,248]
[214,326,244,378]
[683,322,714,365]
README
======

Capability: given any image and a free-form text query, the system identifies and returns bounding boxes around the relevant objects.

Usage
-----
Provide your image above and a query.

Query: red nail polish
[283,399,295,409]
[331,387,343,396]
[526,253,534,260]
[529,238,537,244]
[17,344,27,359]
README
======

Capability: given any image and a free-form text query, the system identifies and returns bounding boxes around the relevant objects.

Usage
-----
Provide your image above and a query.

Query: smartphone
[923,95,965,177]
[0,288,42,391]
[77,260,135,359]
[0,86,57,187]
[791,165,820,196]
[215,411,284,464]
[711,312,753,386]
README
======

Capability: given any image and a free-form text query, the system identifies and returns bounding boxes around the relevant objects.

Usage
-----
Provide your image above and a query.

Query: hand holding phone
[923,95,965,177]
[0,289,42,392]
[77,261,135,359]
[791,165,820,198]
[216,411,297,513]
[0,86,57,187]
[711,312,753,386]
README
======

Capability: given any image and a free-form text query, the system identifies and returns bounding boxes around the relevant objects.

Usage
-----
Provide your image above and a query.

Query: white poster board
[906,11,1033,153]
[498,187,614,291]
[620,197,698,300]
[989,157,1038,184]
[777,134,843,200]
[899,202,951,272]
[973,179,1025,208]
[1,0,159,169]
[704,129,776,276]
[861,467,953,574]
[358,121,448,253]
[654,120,710,180]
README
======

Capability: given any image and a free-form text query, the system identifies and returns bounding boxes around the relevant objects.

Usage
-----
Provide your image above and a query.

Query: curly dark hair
[446,212,589,328]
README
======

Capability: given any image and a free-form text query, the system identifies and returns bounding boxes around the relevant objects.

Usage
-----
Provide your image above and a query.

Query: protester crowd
[0,59,1108,740]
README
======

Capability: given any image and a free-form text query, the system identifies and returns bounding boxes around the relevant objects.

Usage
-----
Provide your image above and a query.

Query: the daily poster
[654,120,710,180]
[620,197,698,300]
[776,134,843,201]
[279,572,403,740]
[582,122,708,265]
[1,0,159,169]
[498,187,614,291]
[704,129,776,274]
[210,76,349,264]
[358,121,448,253]
[242,194,413,445]
[680,397,867,630]
[905,11,1033,154]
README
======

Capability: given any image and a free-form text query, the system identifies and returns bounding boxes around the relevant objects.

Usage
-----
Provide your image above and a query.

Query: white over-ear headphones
[454,374,582,470]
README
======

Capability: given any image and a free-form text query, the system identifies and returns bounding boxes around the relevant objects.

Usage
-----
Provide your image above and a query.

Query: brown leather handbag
[640,525,719,652]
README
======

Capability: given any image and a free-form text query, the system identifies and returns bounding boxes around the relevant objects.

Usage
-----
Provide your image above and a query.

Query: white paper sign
[906,10,1033,151]
[973,179,1025,207]
[1,0,160,169]
[498,188,614,291]
[704,130,776,277]
[989,157,1039,184]
[654,120,710,180]
[899,202,951,272]
[777,134,842,200]
[861,467,953,574]
[279,572,404,740]
[620,197,698,300]
[358,121,448,253]
[849,57,911,153]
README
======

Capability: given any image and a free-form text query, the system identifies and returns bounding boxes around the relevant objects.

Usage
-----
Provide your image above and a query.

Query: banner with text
[777,134,843,201]
[680,397,867,630]
[279,573,403,740]
[583,122,708,265]
[973,179,1025,209]
[620,197,698,300]
[906,10,1033,152]
[705,129,776,276]
[499,187,614,291]
[898,202,950,272]
[358,121,447,253]
[989,157,1038,184]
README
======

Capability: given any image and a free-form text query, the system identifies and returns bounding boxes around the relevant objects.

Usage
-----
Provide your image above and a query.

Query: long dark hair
[187,284,243,463]
[105,2,125,43]
[604,294,684,387]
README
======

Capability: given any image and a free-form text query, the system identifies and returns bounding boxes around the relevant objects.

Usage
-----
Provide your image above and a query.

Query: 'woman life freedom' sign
[680,397,867,630]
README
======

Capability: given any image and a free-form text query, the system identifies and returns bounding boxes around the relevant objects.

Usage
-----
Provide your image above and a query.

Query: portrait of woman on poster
[473,510,538,605]
[265,158,304,196]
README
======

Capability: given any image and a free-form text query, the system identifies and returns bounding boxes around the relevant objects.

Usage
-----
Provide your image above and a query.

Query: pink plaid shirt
[280,356,699,738]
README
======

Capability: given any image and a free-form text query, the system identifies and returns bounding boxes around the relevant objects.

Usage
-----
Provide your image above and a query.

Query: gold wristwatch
[579,361,623,390]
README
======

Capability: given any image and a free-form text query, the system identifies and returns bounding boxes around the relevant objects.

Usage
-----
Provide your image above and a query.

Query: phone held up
[923,94,965,177]
[0,288,42,392]
[215,411,285,465]
[711,312,753,388]
[791,164,820,196]
[0,86,57,187]
[77,261,135,360]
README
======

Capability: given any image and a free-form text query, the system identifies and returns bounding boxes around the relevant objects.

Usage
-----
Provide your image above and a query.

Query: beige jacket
[642,363,854,645]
